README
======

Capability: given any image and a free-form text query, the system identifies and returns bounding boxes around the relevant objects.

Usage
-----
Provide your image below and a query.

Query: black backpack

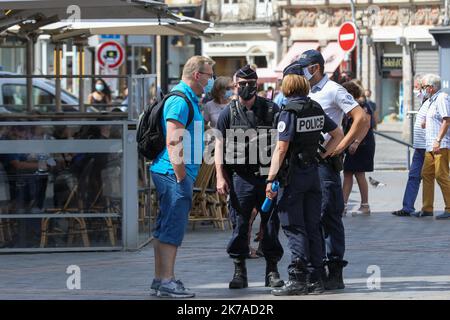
[137,91,194,160]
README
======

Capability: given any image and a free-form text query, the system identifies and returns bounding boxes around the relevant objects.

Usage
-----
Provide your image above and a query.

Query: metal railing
[373,110,417,170]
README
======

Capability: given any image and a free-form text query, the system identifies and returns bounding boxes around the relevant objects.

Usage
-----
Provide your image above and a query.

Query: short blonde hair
[281,74,310,97]
[182,55,215,80]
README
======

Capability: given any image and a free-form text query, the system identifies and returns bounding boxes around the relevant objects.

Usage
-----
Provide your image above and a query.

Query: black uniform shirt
[277,96,337,142]
[216,96,280,139]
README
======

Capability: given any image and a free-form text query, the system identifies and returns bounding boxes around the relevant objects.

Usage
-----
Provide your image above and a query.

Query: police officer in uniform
[266,67,344,295]
[297,50,369,290]
[215,65,284,289]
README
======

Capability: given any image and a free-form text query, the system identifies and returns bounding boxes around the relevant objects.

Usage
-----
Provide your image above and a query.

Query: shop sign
[382,56,403,70]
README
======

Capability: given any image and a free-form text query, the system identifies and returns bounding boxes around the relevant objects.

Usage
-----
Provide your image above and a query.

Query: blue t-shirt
[150,81,204,180]
[277,96,337,142]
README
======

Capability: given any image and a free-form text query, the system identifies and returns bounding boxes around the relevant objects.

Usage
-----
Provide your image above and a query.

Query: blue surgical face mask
[96,84,104,92]
[302,64,318,81]
[421,89,430,99]
[224,89,233,100]
[203,78,214,95]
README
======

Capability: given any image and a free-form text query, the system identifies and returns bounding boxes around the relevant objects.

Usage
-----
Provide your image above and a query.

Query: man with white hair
[413,73,450,219]
[392,74,429,217]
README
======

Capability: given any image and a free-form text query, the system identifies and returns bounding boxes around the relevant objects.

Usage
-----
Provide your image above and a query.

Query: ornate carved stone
[384,9,399,26]
[304,11,316,27]
[399,7,410,26]
[238,0,255,21]
[429,7,441,25]
[413,8,426,25]
[205,0,221,23]
[317,9,329,26]
[293,10,307,27]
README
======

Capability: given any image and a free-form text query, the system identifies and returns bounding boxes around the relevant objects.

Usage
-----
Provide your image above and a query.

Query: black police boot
[307,268,325,295]
[324,260,348,290]
[271,259,308,296]
[229,259,248,289]
[265,258,284,287]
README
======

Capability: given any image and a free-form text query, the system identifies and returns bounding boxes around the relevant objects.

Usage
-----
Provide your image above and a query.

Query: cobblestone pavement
[0,133,449,300]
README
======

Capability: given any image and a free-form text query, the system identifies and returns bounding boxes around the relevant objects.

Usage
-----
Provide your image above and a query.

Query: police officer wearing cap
[215,65,284,289]
[297,50,370,290]
[266,66,344,296]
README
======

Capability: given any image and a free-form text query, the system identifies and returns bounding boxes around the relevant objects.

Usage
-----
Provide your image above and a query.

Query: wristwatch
[266,179,275,184]
[436,138,441,143]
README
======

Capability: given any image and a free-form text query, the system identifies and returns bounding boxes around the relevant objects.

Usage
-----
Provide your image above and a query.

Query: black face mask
[238,85,257,101]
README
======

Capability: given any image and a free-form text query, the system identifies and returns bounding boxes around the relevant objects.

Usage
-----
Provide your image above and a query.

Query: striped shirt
[424,90,450,151]
[412,102,429,149]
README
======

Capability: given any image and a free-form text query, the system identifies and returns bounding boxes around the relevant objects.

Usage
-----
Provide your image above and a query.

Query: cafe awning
[0,0,179,33]
[322,42,346,75]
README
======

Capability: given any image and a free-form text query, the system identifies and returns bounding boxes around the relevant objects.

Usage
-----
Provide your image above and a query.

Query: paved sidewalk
[0,169,449,300]
[1,132,449,300]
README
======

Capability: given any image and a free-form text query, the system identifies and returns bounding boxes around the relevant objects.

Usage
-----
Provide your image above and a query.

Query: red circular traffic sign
[338,22,357,52]
[97,41,124,69]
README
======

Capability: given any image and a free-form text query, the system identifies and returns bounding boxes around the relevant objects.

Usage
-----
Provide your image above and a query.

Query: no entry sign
[97,41,125,69]
[338,22,357,52]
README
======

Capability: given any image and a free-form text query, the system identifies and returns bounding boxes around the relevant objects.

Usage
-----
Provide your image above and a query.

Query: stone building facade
[276,0,448,131]
[203,0,281,82]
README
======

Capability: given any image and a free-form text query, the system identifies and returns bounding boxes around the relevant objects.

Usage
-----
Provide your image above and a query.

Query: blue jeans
[318,163,345,261]
[402,148,425,213]
[151,173,194,247]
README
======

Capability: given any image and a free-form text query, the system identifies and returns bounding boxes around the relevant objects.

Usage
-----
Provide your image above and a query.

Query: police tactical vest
[226,97,276,175]
[283,98,325,164]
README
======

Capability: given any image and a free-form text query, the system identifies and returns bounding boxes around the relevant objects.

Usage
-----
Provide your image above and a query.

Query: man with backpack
[148,55,215,298]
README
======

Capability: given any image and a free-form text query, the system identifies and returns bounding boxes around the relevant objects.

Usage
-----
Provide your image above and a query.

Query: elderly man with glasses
[412,74,450,219]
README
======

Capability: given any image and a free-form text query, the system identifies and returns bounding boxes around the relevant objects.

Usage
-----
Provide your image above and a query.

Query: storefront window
[0,123,124,249]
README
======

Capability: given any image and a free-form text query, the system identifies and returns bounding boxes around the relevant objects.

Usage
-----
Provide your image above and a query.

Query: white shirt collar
[311,75,329,92]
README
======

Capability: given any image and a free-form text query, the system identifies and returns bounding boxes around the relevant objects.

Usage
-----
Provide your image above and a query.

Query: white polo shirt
[308,75,359,142]
[424,90,450,151]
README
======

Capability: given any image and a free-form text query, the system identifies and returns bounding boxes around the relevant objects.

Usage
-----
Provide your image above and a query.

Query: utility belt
[291,152,318,169]
[229,164,268,179]
[319,155,343,173]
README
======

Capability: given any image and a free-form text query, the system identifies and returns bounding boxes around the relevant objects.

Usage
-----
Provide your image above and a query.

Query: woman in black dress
[341,81,376,216]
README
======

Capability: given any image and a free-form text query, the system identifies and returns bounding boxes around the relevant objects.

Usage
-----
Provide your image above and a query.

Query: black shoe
[324,260,348,290]
[272,280,308,296]
[265,259,284,287]
[229,259,248,289]
[307,270,325,295]
[265,271,284,287]
[392,209,411,217]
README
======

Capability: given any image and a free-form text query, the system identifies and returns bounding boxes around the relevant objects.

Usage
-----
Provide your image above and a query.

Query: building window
[256,0,273,20]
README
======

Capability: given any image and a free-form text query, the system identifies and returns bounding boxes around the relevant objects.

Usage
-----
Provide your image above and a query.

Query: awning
[275,41,319,72]
[0,0,180,33]
[256,68,281,83]
[40,16,212,41]
[2,1,213,39]
[321,42,346,75]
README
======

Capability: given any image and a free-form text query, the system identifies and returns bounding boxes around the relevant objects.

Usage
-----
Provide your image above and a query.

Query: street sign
[338,22,357,52]
[97,41,125,69]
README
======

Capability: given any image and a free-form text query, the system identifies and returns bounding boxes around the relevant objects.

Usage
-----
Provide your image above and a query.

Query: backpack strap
[164,90,195,127]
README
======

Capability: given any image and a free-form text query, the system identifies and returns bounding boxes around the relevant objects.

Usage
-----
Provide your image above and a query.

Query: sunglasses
[237,81,257,88]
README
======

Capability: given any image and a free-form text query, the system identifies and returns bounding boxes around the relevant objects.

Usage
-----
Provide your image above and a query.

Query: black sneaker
[392,209,411,217]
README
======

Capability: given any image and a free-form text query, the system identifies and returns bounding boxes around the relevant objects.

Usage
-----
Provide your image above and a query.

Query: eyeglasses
[198,71,214,79]
[237,81,257,88]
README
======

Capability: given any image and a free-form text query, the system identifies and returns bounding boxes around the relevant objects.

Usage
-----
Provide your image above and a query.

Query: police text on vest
[297,116,325,132]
